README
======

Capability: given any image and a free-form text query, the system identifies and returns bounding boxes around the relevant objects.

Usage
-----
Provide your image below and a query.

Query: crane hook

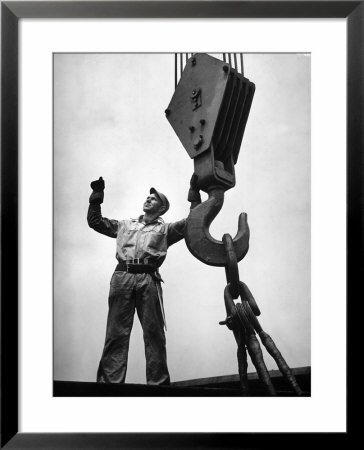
[184,187,250,267]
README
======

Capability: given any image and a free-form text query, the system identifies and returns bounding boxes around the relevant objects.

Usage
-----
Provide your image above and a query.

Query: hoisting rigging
[166,53,302,396]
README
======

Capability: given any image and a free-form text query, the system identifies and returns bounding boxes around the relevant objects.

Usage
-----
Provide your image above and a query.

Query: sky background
[53,53,310,384]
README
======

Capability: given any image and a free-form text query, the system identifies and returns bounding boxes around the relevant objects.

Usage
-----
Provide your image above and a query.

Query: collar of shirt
[130,215,165,226]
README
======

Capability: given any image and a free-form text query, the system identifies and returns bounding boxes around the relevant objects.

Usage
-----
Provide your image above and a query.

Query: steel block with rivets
[165,53,255,193]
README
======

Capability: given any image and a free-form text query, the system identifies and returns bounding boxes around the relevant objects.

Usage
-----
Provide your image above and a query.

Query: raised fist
[90,177,105,192]
[89,177,105,204]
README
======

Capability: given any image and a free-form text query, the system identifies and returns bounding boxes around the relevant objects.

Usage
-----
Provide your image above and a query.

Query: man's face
[143,193,164,216]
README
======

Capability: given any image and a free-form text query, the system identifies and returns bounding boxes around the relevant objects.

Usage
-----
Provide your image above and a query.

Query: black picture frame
[1,1,359,448]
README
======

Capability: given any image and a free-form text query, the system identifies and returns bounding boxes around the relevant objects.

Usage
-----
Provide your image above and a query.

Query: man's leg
[97,271,136,383]
[136,273,170,385]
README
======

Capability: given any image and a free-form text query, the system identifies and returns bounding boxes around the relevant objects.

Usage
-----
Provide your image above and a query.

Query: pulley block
[165,53,255,193]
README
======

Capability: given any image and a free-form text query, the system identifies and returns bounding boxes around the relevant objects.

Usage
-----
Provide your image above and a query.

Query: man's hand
[189,174,199,191]
[188,173,201,207]
[89,177,105,204]
[90,177,105,192]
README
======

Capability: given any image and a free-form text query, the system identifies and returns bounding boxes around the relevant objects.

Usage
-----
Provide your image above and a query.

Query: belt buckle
[126,258,140,273]
[126,259,132,272]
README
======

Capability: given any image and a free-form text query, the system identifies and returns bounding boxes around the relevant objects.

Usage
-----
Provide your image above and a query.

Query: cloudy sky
[53,52,310,384]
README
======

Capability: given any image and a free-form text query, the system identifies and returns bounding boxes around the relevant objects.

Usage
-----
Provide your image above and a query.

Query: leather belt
[115,261,156,274]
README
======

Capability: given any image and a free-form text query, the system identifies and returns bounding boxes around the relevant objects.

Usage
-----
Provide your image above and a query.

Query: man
[87,176,201,385]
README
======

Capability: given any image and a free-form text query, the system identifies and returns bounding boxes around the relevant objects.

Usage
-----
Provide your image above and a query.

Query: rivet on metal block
[193,135,204,150]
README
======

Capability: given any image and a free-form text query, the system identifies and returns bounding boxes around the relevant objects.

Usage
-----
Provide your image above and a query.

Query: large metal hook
[184,187,250,267]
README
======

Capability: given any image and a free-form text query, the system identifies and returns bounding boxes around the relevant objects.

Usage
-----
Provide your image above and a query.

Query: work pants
[97,271,170,385]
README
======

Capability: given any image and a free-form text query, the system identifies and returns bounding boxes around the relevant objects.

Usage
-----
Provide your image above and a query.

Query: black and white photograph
[53,52,311,396]
[2,1,357,445]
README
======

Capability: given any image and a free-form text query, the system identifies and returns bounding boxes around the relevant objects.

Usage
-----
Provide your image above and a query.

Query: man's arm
[167,174,202,247]
[87,177,118,238]
[166,218,186,247]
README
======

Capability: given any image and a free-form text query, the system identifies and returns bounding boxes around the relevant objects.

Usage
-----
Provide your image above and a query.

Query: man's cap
[150,187,170,215]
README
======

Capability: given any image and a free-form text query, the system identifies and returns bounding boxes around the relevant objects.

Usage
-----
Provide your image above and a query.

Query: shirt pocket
[145,231,166,253]
[117,229,139,254]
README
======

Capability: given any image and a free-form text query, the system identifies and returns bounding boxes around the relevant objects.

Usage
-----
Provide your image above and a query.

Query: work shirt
[87,203,186,268]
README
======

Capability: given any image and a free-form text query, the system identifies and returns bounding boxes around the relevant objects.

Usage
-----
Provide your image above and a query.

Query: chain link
[222,233,240,299]
[220,231,303,396]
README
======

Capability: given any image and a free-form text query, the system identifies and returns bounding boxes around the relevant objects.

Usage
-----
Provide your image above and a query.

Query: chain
[219,233,303,396]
